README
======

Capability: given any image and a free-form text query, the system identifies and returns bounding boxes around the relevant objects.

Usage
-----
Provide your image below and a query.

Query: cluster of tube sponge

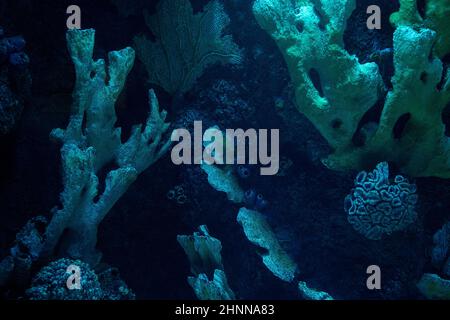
[345,162,418,240]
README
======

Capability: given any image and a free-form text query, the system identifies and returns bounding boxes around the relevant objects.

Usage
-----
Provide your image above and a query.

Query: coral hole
[441,102,450,137]
[331,119,343,129]
[393,113,411,139]
[417,0,426,20]
[308,68,324,97]
[420,72,428,84]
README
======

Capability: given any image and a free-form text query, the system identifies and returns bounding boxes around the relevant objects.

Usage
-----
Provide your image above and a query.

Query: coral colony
[0,0,450,302]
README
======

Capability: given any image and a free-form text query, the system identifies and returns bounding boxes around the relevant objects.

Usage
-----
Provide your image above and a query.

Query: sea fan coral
[134,0,242,98]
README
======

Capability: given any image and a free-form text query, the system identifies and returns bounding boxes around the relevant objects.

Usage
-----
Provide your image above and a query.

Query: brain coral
[344,162,418,240]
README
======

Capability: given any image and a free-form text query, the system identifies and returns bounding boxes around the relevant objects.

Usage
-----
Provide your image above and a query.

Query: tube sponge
[253,0,450,178]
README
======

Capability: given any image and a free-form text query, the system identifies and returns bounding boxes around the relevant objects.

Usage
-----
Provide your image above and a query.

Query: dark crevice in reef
[352,94,386,147]
[312,4,327,31]
[417,0,426,20]
[441,102,450,137]
[437,54,450,91]
[420,72,428,84]
[308,68,324,98]
[392,113,411,139]
[296,21,304,33]
[93,160,118,203]
[331,118,343,130]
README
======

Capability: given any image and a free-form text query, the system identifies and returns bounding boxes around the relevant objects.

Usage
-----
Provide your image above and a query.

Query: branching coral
[133,0,242,98]
[344,162,418,240]
[41,29,171,265]
[253,0,450,178]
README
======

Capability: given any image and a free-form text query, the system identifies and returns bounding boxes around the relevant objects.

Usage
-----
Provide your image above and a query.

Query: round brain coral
[344,162,418,240]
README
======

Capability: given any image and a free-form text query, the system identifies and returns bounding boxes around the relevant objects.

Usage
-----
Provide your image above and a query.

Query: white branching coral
[41,29,171,265]
[133,0,243,97]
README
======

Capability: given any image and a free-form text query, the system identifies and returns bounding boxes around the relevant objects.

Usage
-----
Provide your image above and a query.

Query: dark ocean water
[0,0,449,301]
